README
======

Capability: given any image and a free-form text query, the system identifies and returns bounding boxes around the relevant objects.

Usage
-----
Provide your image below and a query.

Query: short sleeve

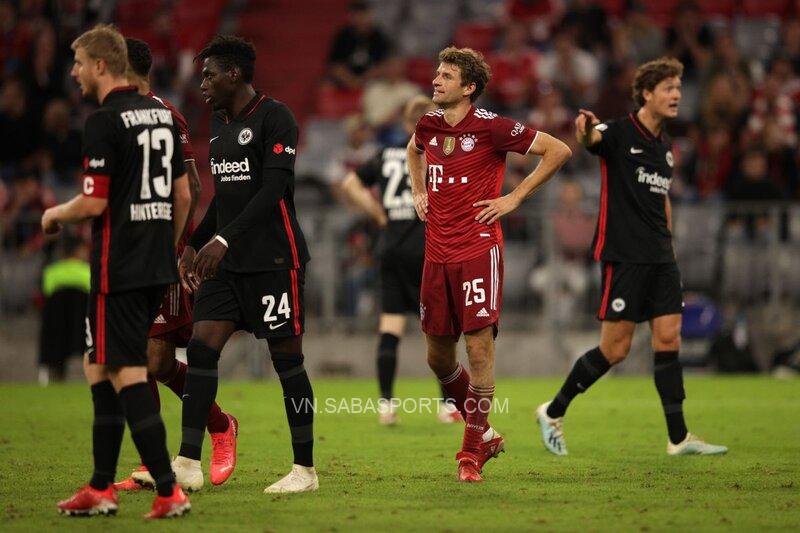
[262,104,299,171]
[586,120,619,158]
[355,151,382,187]
[172,109,195,161]
[170,124,187,179]
[490,116,537,154]
[413,116,428,151]
[81,110,117,198]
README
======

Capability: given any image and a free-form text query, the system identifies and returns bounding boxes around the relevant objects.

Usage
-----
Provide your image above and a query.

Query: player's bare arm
[575,108,602,147]
[474,132,572,224]
[172,173,192,247]
[41,195,108,235]
[407,134,427,221]
[665,195,673,234]
[341,170,388,227]
[176,160,201,244]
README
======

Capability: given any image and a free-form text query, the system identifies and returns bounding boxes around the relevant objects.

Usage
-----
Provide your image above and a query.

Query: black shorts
[86,286,166,367]
[597,261,683,323]
[380,251,423,315]
[193,267,305,339]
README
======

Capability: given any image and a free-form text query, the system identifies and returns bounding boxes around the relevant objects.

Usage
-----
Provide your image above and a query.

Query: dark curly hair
[125,38,152,78]
[438,46,492,103]
[196,34,257,83]
[632,57,684,107]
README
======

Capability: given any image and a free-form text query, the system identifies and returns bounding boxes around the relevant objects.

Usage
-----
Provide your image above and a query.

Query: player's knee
[427,350,453,376]
[186,339,220,369]
[602,339,631,365]
[653,329,681,351]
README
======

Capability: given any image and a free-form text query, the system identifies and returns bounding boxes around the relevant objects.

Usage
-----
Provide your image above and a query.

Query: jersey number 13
[137,127,173,200]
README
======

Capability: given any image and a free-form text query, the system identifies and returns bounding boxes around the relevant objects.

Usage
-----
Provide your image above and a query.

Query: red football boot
[57,485,118,516]
[477,431,505,471]
[114,465,150,491]
[456,451,483,482]
[209,414,238,485]
[144,485,190,519]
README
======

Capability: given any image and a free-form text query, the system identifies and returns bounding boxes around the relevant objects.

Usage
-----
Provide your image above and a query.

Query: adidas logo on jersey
[474,108,497,120]
[429,137,438,146]
[154,314,166,324]
[476,307,490,318]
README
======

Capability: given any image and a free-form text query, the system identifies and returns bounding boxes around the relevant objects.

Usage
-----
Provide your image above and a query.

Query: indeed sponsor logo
[211,157,250,175]
[636,166,671,194]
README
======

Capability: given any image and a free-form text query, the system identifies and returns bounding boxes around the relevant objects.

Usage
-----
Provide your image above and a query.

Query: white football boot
[171,456,204,491]
[667,433,728,456]
[264,464,319,494]
[378,398,398,426]
[535,401,568,456]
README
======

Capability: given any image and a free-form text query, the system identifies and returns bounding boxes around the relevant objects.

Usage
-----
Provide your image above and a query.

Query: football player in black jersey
[44,25,192,518]
[172,35,318,493]
[340,95,463,425]
[536,57,727,456]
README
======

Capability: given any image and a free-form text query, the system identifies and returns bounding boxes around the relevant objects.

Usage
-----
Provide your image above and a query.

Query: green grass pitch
[2,376,798,531]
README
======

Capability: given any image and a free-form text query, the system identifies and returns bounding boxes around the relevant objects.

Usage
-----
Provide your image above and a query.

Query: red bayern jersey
[414,106,537,263]
[148,91,196,254]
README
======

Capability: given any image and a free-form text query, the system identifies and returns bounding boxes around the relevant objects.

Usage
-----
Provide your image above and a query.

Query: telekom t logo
[428,164,443,192]
[428,164,468,192]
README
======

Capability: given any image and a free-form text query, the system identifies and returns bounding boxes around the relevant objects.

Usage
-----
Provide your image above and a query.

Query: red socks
[462,384,494,454]
[438,364,471,419]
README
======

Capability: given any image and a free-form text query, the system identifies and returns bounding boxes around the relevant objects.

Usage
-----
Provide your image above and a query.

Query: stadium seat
[406,56,436,89]
[453,22,499,55]
[698,0,735,17]
[597,0,626,18]
[742,0,790,16]
[315,86,363,118]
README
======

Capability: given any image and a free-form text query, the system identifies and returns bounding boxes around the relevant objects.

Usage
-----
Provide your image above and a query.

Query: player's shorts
[380,250,424,314]
[420,244,503,338]
[86,286,167,367]
[597,261,683,323]
[193,267,305,339]
[148,282,193,347]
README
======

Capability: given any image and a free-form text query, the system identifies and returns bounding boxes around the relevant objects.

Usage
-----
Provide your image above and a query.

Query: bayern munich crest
[460,134,477,152]
[238,127,254,145]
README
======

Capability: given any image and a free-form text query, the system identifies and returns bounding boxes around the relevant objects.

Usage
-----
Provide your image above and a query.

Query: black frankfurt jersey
[81,86,186,293]
[355,142,424,257]
[587,112,674,264]
[208,93,309,272]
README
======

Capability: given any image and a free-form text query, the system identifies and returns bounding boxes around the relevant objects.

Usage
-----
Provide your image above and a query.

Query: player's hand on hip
[179,246,200,293]
[193,238,227,281]
[413,191,428,221]
[473,194,521,224]
[41,207,61,235]
[575,109,599,136]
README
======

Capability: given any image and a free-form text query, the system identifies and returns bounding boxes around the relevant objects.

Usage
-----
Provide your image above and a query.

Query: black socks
[179,339,220,460]
[118,382,175,497]
[89,381,125,491]
[547,347,611,418]
[272,352,314,467]
[377,333,399,400]
[654,351,688,444]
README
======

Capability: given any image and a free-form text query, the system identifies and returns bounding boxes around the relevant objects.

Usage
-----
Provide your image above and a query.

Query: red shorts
[420,245,503,338]
[148,282,193,348]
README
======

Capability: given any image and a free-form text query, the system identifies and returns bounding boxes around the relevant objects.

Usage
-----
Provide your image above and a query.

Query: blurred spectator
[774,17,800,74]
[527,85,578,158]
[769,55,800,102]
[594,62,636,121]
[38,232,89,385]
[665,1,713,81]
[325,114,378,202]
[610,2,664,65]
[1,169,53,253]
[529,180,595,324]
[362,55,419,143]
[744,73,798,150]
[705,30,752,83]
[699,74,749,132]
[727,147,785,240]
[327,0,392,89]
[147,9,181,99]
[486,22,539,114]
[560,0,610,55]
[681,126,734,200]
[37,98,81,198]
[505,0,564,46]
[537,30,600,107]
[19,21,67,114]
[0,77,40,179]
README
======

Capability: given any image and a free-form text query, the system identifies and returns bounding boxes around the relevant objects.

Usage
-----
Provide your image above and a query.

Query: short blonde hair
[403,95,436,126]
[71,24,128,77]
[632,57,684,107]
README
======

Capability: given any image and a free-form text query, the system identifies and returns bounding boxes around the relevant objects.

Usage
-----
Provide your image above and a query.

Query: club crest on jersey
[460,134,476,152]
[443,136,456,156]
[612,298,626,312]
[238,127,253,145]
[666,151,674,168]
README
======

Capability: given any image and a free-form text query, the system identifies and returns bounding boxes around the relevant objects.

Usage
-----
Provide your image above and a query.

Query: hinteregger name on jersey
[130,201,172,221]
[120,108,174,129]
[636,166,671,195]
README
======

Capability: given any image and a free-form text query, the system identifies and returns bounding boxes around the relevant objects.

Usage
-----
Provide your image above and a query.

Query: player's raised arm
[474,132,571,224]
[341,170,388,227]
[407,134,427,221]
[575,108,602,147]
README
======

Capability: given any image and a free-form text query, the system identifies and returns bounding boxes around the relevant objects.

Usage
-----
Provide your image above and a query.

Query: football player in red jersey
[112,38,239,492]
[407,47,571,482]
